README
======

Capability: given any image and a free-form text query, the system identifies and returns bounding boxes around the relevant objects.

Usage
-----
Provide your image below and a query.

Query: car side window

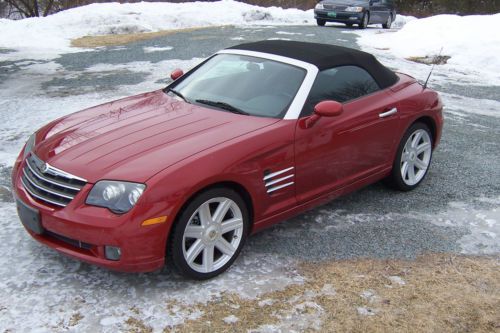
[301,65,381,117]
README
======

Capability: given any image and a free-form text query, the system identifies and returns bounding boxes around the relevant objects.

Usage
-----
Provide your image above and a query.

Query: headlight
[315,3,324,10]
[23,133,36,159]
[345,6,363,12]
[86,180,146,214]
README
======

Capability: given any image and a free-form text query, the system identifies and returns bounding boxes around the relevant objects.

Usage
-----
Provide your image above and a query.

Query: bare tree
[4,0,58,17]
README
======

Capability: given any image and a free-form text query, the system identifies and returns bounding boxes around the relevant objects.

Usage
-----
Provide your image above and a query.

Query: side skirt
[251,166,392,233]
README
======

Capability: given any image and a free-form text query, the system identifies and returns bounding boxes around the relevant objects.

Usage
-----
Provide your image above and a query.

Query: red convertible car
[12,41,443,279]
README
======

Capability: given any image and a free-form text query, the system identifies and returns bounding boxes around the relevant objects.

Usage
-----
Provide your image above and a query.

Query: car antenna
[423,47,443,90]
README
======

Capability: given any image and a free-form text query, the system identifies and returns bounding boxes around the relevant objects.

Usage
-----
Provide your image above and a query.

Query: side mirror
[303,100,343,129]
[314,100,343,117]
[170,68,184,81]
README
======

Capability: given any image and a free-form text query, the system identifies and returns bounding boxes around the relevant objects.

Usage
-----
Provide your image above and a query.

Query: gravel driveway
[0,24,498,332]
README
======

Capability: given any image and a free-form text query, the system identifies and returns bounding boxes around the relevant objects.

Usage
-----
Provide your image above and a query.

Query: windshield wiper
[195,99,249,116]
[166,88,188,102]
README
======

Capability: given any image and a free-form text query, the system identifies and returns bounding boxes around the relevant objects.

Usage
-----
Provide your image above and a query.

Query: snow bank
[358,14,500,83]
[0,0,311,60]
[391,14,417,29]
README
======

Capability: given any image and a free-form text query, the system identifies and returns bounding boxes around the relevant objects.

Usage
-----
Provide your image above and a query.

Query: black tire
[359,12,369,29]
[387,122,433,191]
[317,19,326,26]
[169,187,250,280]
[345,23,353,27]
[382,14,393,29]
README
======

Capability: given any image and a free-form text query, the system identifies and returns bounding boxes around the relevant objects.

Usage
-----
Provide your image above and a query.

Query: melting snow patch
[258,299,275,307]
[360,290,378,302]
[267,37,291,41]
[223,315,239,324]
[143,46,173,53]
[275,31,302,35]
[321,283,336,296]
[388,276,406,286]
[357,307,377,316]
[100,316,126,326]
[426,197,500,255]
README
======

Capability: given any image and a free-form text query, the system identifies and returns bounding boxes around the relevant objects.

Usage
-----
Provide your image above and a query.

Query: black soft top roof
[227,40,398,89]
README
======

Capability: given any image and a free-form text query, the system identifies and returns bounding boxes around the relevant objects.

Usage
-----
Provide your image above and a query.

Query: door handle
[379,107,398,118]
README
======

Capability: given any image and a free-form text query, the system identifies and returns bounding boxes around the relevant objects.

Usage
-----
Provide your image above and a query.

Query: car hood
[321,0,367,6]
[35,90,280,183]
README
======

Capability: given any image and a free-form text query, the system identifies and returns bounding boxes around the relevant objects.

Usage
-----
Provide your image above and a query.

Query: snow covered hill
[357,13,500,85]
[0,0,312,59]
[1,0,499,84]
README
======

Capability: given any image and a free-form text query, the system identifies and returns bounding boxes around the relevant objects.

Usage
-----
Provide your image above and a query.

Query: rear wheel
[388,122,433,191]
[359,12,369,29]
[345,23,353,27]
[170,188,249,279]
[317,19,326,26]
[382,14,393,29]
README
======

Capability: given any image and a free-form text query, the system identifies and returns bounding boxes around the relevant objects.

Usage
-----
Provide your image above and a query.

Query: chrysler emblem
[41,163,49,173]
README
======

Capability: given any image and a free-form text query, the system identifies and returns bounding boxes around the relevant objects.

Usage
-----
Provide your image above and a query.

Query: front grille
[21,154,87,207]
[324,4,347,10]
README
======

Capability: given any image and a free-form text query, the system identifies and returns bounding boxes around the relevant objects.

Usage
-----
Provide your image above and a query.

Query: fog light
[105,246,121,261]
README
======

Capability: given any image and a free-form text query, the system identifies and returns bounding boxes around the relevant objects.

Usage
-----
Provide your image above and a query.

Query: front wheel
[317,19,326,26]
[382,14,393,29]
[169,188,249,279]
[388,122,433,191]
[359,12,369,29]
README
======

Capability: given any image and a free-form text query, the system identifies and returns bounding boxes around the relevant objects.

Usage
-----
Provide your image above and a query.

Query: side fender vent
[263,167,294,195]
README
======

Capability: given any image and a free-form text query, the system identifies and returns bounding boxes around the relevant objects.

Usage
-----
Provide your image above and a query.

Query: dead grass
[68,312,83,327]
[125,317,153,333]
[407,55,451,65]
[71,26,226,48]
[167,254,499,332]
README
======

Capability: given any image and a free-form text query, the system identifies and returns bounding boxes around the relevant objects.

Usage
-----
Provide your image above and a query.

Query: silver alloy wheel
[363,14,368,27]
[400,129,432,186]
[386,15,392,27]
[182,197,244,273]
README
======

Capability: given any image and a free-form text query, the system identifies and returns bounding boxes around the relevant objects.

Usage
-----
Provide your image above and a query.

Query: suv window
[301,65,380,117]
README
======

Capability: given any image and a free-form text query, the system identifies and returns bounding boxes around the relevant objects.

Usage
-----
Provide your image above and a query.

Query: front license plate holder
[16,199,43,234]
[328,12,337,17]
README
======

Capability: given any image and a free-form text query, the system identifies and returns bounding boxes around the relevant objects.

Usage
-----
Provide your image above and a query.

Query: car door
[369,0,388,23]
[294,66,400,203]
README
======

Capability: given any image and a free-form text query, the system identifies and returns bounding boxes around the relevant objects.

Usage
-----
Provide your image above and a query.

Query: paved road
[0,23,499,331]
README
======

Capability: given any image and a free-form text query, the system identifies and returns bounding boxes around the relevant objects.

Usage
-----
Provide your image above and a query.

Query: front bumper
[12,155,169,273]
[314,10,363,23]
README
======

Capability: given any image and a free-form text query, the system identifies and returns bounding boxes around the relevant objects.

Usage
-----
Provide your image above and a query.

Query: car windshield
[324,0,367,3]
[169,54,306,118]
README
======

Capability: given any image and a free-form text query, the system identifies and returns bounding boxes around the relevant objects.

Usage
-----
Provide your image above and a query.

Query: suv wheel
[382,14,393,29]
[359,12,369,29]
